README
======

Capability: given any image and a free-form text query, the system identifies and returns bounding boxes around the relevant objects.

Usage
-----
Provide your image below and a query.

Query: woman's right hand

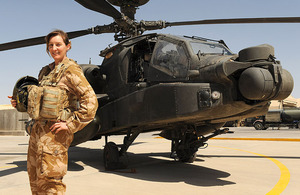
[8,96,17,108]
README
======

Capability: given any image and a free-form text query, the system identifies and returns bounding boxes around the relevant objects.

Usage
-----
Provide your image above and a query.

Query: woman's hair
[45,29,71,54]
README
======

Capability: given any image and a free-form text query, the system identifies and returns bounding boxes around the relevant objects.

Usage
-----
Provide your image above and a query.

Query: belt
[35,119,58,126]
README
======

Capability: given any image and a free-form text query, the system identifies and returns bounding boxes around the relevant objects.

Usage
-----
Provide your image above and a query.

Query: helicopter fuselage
[72,33,293,145]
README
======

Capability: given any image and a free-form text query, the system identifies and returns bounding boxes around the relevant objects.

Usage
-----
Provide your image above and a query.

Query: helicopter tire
[185,152,197,163]
[253,121,265,130]
[103,142,120,170]
[118,154,129,169]
[176,149,197,163]
[180,152,197,163]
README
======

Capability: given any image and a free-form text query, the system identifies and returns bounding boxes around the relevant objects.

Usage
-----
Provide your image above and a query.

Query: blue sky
[1,0,300,104]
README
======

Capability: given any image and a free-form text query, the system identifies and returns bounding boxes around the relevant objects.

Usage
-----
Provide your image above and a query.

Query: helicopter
[0,0,297,170]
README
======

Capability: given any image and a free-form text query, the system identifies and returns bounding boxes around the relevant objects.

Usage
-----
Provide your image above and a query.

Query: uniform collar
[49,57,70,70]
[59,57,70,66]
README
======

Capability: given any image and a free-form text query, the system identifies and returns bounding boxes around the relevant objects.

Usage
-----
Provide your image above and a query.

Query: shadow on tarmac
[67,145,235,187]
[2,144,299,186]
[0,160,27,177]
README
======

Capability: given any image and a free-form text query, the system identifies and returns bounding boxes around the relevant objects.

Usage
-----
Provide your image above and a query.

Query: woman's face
[48,35,70,65]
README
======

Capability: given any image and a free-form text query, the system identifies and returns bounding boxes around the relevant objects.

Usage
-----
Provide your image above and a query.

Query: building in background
[0,105,28,135]
[269,95,300,110]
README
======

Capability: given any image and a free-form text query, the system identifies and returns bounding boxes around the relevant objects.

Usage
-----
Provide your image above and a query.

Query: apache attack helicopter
[0,0,297,170]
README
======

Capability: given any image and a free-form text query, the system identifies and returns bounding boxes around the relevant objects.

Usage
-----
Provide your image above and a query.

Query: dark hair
[45,29,71,54]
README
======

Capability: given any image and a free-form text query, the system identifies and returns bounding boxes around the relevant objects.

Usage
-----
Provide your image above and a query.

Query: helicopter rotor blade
[0,29,92,52]
[166,17,300,27]
[75,0,122,20]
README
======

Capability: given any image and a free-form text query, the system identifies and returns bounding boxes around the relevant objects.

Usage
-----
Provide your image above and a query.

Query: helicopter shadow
[68,144,235,187]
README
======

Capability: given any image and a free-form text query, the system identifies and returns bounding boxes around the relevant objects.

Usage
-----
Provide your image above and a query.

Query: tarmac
[0,127,299,195]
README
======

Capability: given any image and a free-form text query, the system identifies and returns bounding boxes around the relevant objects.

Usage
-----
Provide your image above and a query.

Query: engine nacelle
[80,64,107,94]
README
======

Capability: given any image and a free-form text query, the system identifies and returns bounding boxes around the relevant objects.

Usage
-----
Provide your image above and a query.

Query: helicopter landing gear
[103,142,124,170]
[170,128,230,163]
[103,141,129,170]
[170,132,205,163]
[103,128,143,170]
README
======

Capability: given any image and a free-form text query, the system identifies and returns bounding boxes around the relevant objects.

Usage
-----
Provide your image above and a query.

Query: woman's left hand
[50,121,69,134]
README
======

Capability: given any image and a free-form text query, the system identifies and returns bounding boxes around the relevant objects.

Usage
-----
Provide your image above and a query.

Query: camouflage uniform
[27,58,98,195]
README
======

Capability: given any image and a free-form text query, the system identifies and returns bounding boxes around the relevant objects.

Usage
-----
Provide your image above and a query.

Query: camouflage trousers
[27,120,74,195]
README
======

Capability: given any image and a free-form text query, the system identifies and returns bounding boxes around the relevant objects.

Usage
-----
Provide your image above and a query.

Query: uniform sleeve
[63,65,98,134]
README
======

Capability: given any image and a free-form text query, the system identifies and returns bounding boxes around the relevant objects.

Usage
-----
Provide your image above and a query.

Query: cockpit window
[152,40,188,77]
[190,41,232,55]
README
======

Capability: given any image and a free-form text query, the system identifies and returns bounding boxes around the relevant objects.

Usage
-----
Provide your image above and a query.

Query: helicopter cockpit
[147,34,234,82]
[151,39,188,78]
[189,40,233,56]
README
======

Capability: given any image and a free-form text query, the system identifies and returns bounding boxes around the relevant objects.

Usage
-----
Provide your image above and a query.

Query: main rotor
[75,0,162,41]
[1,0,300,51]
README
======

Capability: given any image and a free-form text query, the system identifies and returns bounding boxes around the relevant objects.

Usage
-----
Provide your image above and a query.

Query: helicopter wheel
[103,142,129,170]
[103,142,119,170]
[176,148,197,163]
[103,142,120,170]
[171,136,198,163]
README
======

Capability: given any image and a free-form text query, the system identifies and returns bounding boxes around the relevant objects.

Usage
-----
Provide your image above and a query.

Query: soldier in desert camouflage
[10,30,98,194]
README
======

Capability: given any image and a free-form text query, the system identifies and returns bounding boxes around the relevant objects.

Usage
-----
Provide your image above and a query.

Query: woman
[9,30,98,194]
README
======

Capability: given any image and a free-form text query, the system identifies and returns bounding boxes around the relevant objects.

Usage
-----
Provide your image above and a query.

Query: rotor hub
[107,0,149,19]
[107,0,149,7]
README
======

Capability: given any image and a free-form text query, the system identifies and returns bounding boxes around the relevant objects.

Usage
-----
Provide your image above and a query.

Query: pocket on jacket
[40,145,68,178]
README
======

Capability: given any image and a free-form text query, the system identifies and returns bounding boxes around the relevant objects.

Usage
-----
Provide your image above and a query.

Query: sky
[0,0,300,105]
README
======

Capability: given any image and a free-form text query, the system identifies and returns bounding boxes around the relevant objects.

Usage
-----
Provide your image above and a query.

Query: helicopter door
[149,40,188,81]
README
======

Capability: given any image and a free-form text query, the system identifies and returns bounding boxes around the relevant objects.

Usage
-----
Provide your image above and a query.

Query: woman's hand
[8,96,17,108]
[50,121,70,134]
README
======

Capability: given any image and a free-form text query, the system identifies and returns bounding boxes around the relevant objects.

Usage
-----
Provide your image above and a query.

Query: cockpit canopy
[151,40,188,77]
[189,41,233,56]
[149,35,233,80]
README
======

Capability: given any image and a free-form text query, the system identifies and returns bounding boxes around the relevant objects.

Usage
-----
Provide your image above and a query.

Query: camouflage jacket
[38,57,98,133]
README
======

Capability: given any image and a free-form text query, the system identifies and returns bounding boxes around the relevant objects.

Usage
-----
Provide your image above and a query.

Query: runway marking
[155,136,300,142]
[155,136,291,193]
[0,165,21,169]
[211,138,300,142]
[213,145,290,195]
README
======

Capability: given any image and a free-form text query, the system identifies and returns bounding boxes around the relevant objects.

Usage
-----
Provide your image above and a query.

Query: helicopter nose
[238,67,293,100]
